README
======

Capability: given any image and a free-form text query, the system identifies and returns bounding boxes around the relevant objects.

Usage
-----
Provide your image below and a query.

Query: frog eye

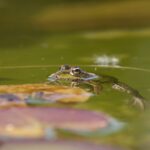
[71,67,82,75]
[73,68,81,73]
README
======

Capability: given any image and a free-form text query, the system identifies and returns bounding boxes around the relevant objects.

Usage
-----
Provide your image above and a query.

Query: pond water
[0,0,150,150]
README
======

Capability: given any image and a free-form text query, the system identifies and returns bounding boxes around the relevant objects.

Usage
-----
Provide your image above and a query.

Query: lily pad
[0,140,124,150]
[0,107,123,139]
[0,84,91,107]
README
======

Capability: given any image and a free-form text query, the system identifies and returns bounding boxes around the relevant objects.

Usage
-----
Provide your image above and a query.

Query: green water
[0,0,150,149]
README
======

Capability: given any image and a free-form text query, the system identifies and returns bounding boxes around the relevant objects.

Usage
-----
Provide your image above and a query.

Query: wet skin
[48,65,146,109]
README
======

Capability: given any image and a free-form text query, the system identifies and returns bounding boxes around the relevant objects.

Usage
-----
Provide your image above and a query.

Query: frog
[48,64,146,109]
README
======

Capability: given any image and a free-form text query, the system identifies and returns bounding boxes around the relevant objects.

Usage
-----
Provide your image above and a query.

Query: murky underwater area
[0,0,150,150]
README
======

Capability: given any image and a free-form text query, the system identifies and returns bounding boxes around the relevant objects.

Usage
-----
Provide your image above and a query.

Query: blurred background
[0,0,150,67]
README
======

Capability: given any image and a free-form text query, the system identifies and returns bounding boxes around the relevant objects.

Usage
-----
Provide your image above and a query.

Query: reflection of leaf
[0,108,122,139]
[0,140,124,150]
[0,84,91,107]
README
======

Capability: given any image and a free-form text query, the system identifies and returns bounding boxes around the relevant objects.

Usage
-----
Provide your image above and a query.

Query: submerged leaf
[0,84,91,107]
[0,108,123,139]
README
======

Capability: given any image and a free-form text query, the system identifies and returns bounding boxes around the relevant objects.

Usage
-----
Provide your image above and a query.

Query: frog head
[48,65,98,82]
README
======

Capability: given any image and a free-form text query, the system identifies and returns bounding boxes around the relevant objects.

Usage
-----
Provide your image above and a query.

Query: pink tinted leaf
[0,108,123,138]
[0,140,125,150]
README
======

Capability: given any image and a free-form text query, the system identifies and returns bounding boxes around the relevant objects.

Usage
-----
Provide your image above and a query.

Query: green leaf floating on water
[0,84,92,107]
[0,107,123,139]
